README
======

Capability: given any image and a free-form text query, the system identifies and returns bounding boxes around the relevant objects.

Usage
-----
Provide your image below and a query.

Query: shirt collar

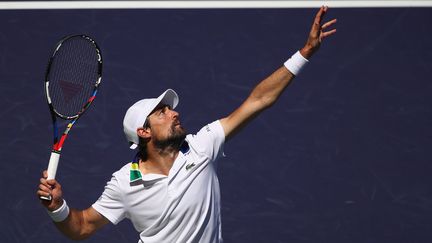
[129,141,190,184]
[130,159,142,183]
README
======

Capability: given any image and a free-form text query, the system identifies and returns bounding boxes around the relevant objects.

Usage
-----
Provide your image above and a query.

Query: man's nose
[170,109,179,119]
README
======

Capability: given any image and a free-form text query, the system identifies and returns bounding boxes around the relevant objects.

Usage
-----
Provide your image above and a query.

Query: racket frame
[41,35,102,200]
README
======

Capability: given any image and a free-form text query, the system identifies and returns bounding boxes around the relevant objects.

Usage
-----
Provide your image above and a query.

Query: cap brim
[158,89,179,110]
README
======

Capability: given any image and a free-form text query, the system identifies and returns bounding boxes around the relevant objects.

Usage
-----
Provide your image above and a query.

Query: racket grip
[47,151,61,180]
[40,152,61,201]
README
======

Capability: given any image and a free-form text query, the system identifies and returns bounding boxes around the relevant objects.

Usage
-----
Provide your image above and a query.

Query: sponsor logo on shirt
[186,163,196,171]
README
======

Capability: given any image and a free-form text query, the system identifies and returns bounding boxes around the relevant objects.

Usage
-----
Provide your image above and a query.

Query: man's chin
[175,130,187,141]
[175,125,186,135]
[154,132,186,150]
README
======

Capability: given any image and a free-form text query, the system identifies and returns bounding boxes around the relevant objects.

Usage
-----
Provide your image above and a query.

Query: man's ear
[137,127,151,139]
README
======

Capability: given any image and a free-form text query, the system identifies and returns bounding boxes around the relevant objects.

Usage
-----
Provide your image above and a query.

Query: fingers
[37,184,52,199]
[314,5,328,25]
[40,177,52,187]
[320,18,337,39]
[37,170,64,211]
[40,176,57,188]
[38,174,60,199]
[37,188,51,198]
[312,7,337,41]
[311,6,331,37]
[321,29,337,39]
[302,6,336,58]
[321,18,337,30]
[38,177,53,199]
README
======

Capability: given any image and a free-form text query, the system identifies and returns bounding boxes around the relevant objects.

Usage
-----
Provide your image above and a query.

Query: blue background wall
[1,7,431,243]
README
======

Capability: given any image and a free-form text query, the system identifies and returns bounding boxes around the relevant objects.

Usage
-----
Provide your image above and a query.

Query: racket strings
[48,36,100,118]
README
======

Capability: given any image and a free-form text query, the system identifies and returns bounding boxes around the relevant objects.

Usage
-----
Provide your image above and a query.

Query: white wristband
[284,51,309,76]
[47,199,70,222]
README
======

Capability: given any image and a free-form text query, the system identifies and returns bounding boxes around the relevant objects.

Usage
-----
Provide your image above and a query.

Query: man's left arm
[220,6,337,140]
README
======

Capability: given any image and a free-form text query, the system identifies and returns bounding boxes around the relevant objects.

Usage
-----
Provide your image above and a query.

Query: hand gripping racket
[41,35,102,200]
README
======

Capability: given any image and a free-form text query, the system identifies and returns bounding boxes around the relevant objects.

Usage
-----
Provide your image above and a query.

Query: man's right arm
[37,170,109,240]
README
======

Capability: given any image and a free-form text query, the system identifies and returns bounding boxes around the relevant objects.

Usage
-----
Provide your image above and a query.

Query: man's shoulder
[115,162,132,173]
[110,162,133,184]
[186,120,223,140]
[183,120,225,158]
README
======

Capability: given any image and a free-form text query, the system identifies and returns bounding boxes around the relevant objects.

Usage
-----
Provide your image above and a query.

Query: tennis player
[37,6,336,242]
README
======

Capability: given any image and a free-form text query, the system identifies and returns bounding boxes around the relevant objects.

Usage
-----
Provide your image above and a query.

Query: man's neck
[139,144,180,176]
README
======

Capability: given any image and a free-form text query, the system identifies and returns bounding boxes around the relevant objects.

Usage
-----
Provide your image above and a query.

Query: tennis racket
[41,35,102,200]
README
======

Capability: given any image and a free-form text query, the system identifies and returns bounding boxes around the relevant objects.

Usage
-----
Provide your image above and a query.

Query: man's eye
[159,107,167,115]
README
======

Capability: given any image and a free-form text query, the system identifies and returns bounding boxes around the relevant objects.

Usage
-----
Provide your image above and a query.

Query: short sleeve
[92,174,126,225]
[189,120,225,162]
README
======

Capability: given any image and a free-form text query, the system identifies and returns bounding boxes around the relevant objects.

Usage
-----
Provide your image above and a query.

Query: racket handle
[40,152,61,201]
[47,151,61,180]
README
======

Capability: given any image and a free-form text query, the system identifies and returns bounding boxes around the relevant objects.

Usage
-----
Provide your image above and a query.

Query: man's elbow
[55,222,96,241]
[66,231,93,241]
[258,95,277,109]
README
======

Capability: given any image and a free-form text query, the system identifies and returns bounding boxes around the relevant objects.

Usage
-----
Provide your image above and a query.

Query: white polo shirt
[92,120,225,243]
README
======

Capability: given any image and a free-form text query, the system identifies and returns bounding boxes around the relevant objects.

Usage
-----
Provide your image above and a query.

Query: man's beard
[153,124,186,151]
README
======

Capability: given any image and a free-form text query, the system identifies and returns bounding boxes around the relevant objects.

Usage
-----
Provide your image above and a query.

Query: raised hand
[300,6,337,59]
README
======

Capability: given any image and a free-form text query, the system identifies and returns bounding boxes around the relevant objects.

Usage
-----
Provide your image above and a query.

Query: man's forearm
[248,65,295,110]
[54,209,93,240]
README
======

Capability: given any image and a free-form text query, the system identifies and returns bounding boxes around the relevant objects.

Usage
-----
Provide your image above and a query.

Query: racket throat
[53,131,70,151]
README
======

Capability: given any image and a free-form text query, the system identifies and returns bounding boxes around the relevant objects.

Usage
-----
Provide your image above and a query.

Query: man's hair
[137,118,150,161]
[137,136,148,161]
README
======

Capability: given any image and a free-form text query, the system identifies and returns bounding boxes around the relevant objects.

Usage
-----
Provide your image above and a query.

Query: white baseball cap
[123,89,179,149]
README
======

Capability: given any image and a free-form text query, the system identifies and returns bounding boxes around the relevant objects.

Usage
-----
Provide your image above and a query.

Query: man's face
[146,104,186,148]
